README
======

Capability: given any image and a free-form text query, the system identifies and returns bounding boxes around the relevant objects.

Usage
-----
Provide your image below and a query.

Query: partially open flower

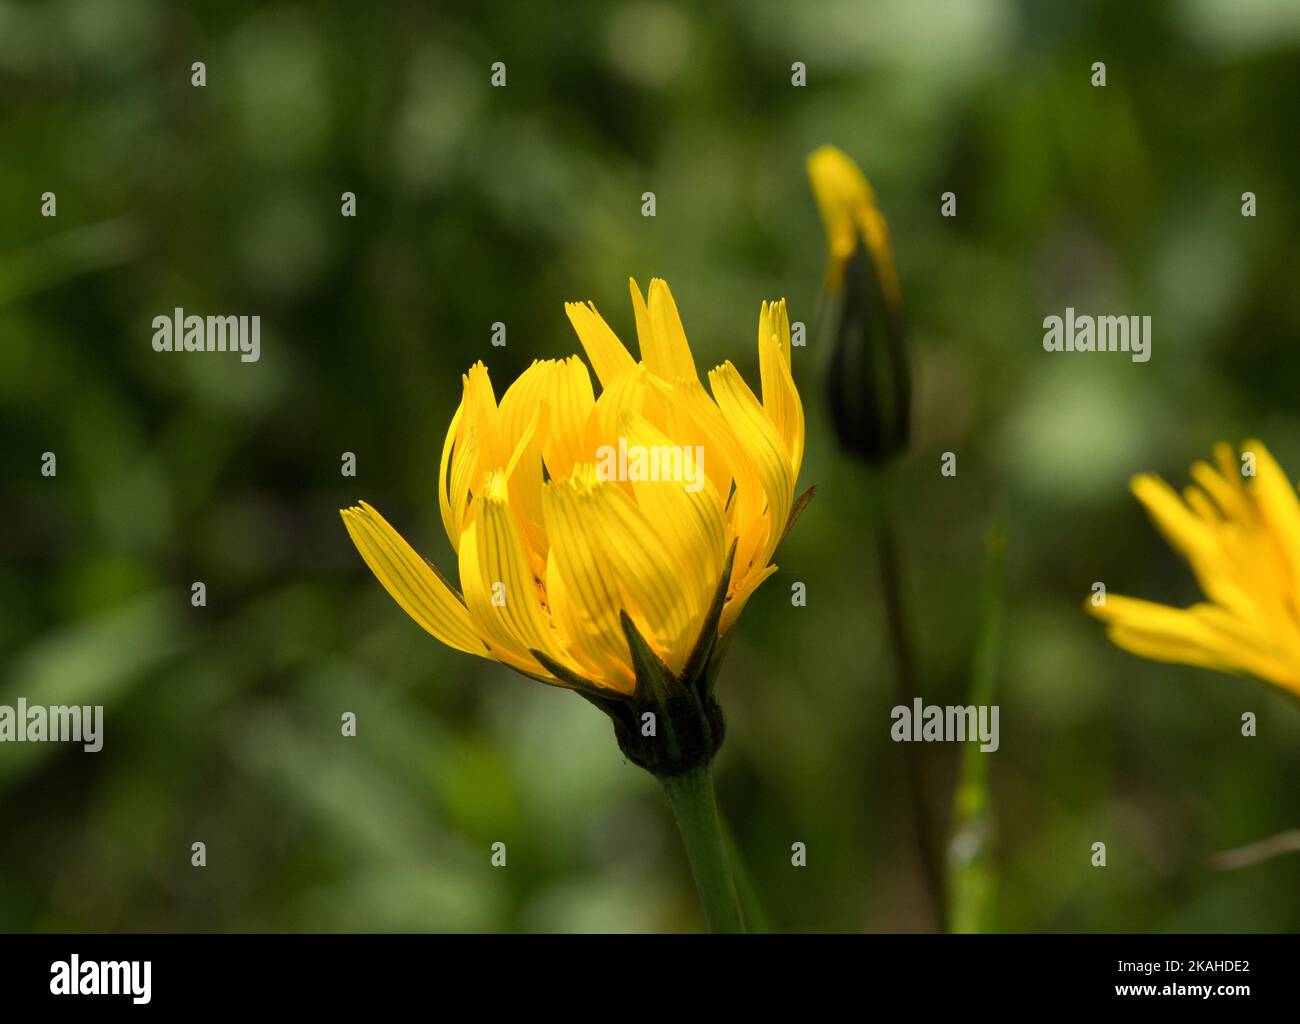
[342,278,810,774]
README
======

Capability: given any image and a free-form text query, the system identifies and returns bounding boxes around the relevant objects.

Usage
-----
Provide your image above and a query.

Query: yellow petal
[583,363,647,469]
[542,485,637,692]
[1131,473,1258,615]
[497,359,556,457]
[629,277,653,361]
[1093,595,1298,688]
[1090,594,1229,659]
[667,374,769,581]
[462,361,505,472]
[1182,484,1220,527]
[565,301,635,389]
[503,404,548,578]
[710,360,795,568]
[806,145,901,311]
[541,356,596,481]
[458,471,570,677]
[636,278,698,382]
[806,146,861,274]
[441,363,504,549]
[758,299,805,480]
[670,374,761,523]
[438,402,464,546]
[1131,474,1220,572]
[549,464,697,671]
[341,502,487,657]
[619,409,727,619]
[1189,458,1248,523]
[637,374,731,501]
[720,562,778,634]
[1213,441,1246,499]
[1189,603,1300,688]
[1244,439,1300,591]
[855,201,902,314]
[446,425,481,548]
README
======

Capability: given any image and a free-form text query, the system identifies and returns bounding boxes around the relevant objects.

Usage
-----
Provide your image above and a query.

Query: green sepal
[620,610,680,705]
[620,611,685,765]
[681,541,738,687]
[576,610,726,778]
[701,627,735,700]
[825,243,911,465]
[527,648,623,703]
[552,535,802,778]
[778,485,816,551]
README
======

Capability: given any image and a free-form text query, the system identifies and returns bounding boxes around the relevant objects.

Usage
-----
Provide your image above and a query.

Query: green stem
[870,465,947,932]
[720,813,771,932]
[658,766,745,933]
[949,514,1006,933]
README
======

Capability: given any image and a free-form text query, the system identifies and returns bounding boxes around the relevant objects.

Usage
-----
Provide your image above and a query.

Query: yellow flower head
[1089,440,1300,695]
[806,144,901,312]
[342,278,806,698]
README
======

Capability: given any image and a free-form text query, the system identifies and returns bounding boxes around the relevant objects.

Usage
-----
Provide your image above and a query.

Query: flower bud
[807,145,910,464]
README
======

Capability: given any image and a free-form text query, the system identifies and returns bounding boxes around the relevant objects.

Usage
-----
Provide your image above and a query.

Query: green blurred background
[3,0,1299,932]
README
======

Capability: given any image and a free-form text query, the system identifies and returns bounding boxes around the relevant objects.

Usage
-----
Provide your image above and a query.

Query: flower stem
[658,765,745,933]
[949,514,1006,933]
[870,464,947,931]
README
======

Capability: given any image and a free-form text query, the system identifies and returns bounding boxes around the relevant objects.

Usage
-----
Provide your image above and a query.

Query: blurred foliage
[2,0,1299,932]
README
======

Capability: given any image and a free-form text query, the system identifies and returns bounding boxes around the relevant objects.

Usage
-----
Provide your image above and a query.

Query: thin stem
[870,464,947,931]
[658,765,745,933]
[949,515,1006,934]
[1211,830,1300,871]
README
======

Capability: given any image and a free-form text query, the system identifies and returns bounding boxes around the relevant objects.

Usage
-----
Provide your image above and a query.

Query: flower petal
[635,278,698,382]
[1131,473,1230,592]
[438,401,464,546]
[548,464,697,671]
[542,484,637,692]
[462,361,505,471]
[710,360,795,567]
[583,363,647,469]
[806,145,901,310]
[565,301,635,389]
[541,356,595,481]
[497,359,556,457]
[619,409,727,620]
[459,471,571,677]
[1245,439,1300,594]
[758,299,805,480]
[341,502,487,657]
[719,562,778,634]
[1093,594,1298,689]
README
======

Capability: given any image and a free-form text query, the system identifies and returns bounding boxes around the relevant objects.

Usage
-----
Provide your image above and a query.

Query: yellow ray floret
[1088,440,1300,696]
[806,144,901,312]
[342,278,806,695]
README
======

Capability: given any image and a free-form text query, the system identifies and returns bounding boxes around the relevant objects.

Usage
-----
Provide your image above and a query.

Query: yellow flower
[806,144,901,312]
[1089,440,1300,695]
[341,278,806,698]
